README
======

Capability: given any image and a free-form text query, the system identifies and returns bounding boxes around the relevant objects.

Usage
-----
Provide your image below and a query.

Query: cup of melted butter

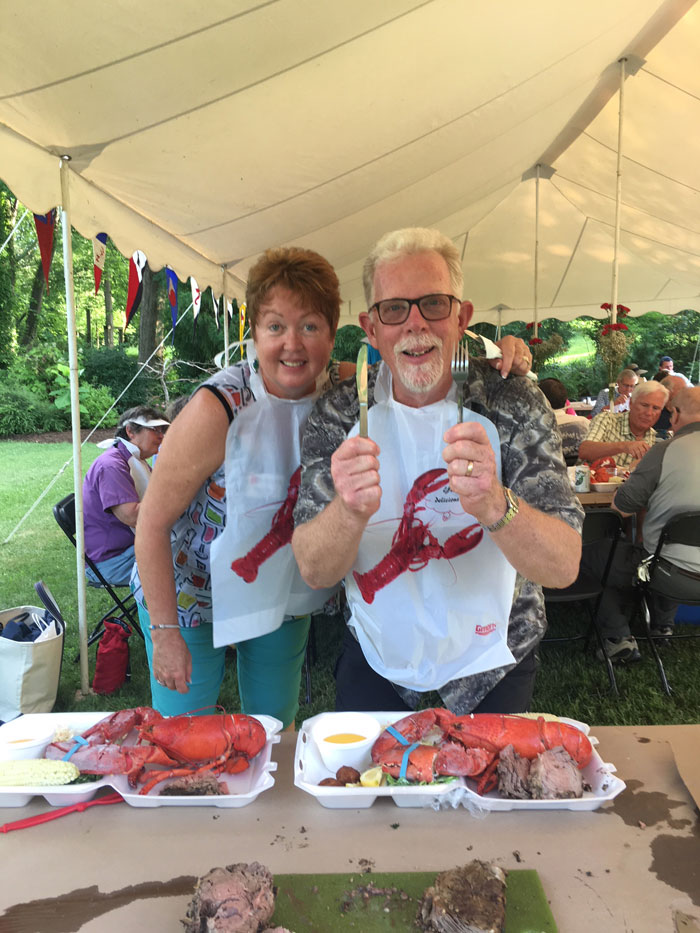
[311,712,382,773]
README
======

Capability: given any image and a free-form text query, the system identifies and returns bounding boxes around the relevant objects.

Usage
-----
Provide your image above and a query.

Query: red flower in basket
[529,337,543,345]
[525,322,534,330]
[601,323,629,336]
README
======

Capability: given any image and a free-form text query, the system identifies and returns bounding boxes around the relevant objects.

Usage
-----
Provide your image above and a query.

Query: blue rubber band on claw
[386,725,410,745]
[61,735,88,761]
[399,741,420,781]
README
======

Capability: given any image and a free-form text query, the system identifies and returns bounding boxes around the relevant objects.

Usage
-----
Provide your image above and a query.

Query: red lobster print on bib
[353,468,483,604]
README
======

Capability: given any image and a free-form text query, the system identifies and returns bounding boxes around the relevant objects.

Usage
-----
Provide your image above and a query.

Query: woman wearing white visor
[82,406,169,586]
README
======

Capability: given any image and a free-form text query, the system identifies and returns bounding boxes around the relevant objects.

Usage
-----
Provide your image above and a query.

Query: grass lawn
[1,440,699,727]
[552,331,595,366]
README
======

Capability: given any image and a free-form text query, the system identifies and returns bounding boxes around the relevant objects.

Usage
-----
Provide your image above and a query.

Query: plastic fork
[451,341,469,421]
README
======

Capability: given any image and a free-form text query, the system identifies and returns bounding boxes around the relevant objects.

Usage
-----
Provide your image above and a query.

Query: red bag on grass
[92,618,131,694]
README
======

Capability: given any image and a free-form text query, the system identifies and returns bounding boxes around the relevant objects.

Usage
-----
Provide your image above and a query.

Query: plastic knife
[356,343,368,437]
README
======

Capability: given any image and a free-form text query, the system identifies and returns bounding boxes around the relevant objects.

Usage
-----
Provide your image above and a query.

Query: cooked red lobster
[44,707,267,795]
[371,708,592,793]
[588,457,617,483]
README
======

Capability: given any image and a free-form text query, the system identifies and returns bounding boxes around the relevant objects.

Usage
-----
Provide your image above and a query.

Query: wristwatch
[483,487,519,533]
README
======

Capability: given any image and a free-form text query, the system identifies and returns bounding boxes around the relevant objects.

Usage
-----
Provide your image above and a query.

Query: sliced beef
[529,746,583,800]
[183,862,276,933]
[160,772,227,796]
[496,744,531,799]
[418,860,506,933]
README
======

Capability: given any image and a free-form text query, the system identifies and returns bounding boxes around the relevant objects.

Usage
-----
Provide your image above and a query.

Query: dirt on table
[4,428,116,445]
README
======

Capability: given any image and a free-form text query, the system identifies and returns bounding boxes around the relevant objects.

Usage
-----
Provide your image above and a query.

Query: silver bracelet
[149,624,181,630]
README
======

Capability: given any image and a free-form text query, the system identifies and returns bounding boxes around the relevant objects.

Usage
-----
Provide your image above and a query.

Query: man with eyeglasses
[590,368,639,418]
[579,382,668,471]
[292,227,582,716]
[83,405,169,586]
[582,387,700,662]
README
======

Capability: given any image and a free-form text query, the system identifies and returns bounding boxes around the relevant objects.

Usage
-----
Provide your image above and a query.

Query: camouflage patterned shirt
[294,358,584,713]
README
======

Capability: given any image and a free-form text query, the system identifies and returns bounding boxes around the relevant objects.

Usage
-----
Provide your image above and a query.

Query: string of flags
[32,214,241,340]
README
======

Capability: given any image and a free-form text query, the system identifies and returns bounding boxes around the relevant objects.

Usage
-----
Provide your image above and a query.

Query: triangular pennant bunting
[33,210,56,292]
[166,267,178,342]
[211,288,220,330]
[226,298,233,319]
[191,277,201,334]
[125,250,147,327]
[92,232,108,294]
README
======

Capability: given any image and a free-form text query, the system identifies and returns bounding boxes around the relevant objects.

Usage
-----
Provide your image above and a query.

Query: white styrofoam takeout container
[294,711,626,811]
[0,711,282,808]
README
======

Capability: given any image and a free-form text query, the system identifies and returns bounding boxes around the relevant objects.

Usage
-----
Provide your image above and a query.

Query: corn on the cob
[0,759,79,786]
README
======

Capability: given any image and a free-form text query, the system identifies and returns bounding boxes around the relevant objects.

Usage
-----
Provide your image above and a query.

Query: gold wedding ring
[466,460,474,477]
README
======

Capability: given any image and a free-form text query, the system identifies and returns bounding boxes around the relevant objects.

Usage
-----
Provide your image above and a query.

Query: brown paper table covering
[0,724,698,932]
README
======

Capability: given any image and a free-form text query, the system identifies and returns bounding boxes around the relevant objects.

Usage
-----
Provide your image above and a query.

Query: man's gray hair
[631,381,669,405]
[362,227,464,305]
[617,368,638,383]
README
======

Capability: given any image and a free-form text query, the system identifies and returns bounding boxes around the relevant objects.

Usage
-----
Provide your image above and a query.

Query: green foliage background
[0,178,698,437]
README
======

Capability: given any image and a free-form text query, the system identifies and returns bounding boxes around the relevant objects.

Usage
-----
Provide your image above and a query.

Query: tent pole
[533,164,540,339]
[221,266,230,368]
[59,158,90,693]
[610,58,627,328]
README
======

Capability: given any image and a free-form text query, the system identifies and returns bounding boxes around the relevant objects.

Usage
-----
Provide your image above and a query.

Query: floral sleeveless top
[131,361,338,627]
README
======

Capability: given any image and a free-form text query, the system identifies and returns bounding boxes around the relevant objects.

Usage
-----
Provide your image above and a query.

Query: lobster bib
[344,363,516,691]
[210,350,336,648]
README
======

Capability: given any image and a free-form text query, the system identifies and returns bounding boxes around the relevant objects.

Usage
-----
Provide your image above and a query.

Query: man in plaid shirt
[578,382,669,470]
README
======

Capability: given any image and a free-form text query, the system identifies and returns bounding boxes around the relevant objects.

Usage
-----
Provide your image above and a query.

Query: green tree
[0,185,15,368]
[333,324,365,362]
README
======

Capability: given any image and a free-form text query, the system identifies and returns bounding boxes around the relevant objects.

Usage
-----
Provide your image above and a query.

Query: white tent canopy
[2,0,699,327]
[4,0,700,687]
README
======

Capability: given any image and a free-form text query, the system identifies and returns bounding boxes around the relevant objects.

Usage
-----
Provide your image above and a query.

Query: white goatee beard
[392,334,445,395]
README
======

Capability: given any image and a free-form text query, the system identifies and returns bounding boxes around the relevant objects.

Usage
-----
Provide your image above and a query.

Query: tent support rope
[0,207,29,256]
[2,302,194,547]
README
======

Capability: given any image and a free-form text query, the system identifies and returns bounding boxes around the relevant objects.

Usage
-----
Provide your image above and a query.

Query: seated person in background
[82,405,169,585]
[627,363,647,382]
[581,387,700,662]
[292,226,582,717]
[538,378,589,463]
[578,382,668,471]
[590,368,639,418]
[652,374,687,439]
[658,355,692,387]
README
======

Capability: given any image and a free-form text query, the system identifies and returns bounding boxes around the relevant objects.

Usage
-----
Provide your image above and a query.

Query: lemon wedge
[360,766,385,788]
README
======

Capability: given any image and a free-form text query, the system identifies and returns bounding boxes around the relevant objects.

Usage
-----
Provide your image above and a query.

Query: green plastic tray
[271,869,557,931]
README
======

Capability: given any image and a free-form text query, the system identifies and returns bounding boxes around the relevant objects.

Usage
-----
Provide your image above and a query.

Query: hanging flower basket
[599,303,633,383]
[526,329,563,371]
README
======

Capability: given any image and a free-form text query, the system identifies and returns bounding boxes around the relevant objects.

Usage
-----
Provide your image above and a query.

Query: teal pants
[138,605,310,728]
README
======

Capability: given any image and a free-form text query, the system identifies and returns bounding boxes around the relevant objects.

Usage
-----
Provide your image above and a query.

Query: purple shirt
[82,441,138,562]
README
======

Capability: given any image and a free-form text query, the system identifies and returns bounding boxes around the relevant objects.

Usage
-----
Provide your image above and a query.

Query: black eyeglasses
[369,293,459,325]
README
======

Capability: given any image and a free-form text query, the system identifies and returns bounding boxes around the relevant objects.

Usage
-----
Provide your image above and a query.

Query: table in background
[577,489,615,508]
[0,726,698,932]
[569,400,594,415]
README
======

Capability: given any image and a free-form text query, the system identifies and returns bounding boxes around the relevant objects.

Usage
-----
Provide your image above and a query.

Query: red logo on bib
[476,623,497,636]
